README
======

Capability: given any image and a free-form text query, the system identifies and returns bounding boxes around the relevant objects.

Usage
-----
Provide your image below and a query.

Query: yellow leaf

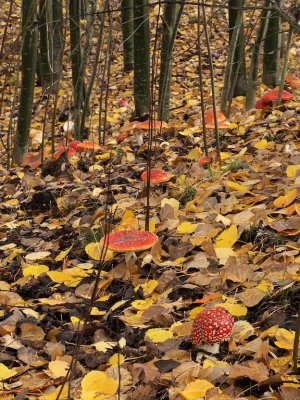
[177,379,214,400]
[286,165,300,177]
[161,198,180,210]
[275,328,295,350]
[81,371,118,396]
[187,148,201,160]
[203,359,228,368]
[108,353,125,366]
[93,341,115,352]
[85,242,114,261]
[256,280,274,293]
[145,328,173,343]
[5,199,19,206]
[220,152,231,160]
[254,139,273,149]
[55,246,73,261]
[215,214,231,226]
[189,306,204,320]
[273,189,297,208]
[177,221,197,234]
[215,247,236,264]
[40,385,69,400]
[238,125,245,135]
[118,337,126,349]
[225,181,248,192]
[25,251,51,262]
[0,363,17,380]
[70,316,84,329]
[90,307,106,316]
[48,360,69,378]
[219,302,247,317]
[23,264,49,278]
[132,298,154,310]
[47,271,76,284]
[134,280,158,296]
[269,356,291,373]
[215,225,238,248]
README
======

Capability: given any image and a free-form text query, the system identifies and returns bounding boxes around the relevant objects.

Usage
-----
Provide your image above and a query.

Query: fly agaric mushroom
[53,140,102,159]
[204,109,230,129]
[119,120,169,145]
[141,169,171,185]
[256,88,293,109]
[198,156,212,167]
[102,230,158,252]
[121,120,168,133]
[191,307,234,345]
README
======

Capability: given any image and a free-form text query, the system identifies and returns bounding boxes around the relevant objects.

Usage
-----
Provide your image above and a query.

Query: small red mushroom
[102,230,158,252]
[191,307,234,345]
[256,88,293,109]
[198,156,212,167]
[204,109,230,129]
[141,169,171,185]
[121,120,168,133]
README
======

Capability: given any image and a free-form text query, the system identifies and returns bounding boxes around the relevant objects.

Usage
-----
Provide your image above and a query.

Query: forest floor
[1,2,300,400]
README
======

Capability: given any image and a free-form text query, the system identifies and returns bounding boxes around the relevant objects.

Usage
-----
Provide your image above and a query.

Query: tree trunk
[121,0,134,72]
[246,0,270,109]
[13,0,38,164]
[38,0,53,91]
[76,0,96,139]
[133,0,150,118]
[221,1,243,113]
[228,0,247,96]
[52,0,63,91]
[158,0,178,121]
[69,0,85,130]
[262,0,281,86]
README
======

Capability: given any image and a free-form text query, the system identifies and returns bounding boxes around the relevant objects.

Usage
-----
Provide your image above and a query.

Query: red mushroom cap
[102,230,158,252]
[191,307,234,345]
[255,99,267,109]
[141,169,171,185]
[198,156,212,167]
[204,110,230,129]
[121,120,168,132]
[261,88,293,103]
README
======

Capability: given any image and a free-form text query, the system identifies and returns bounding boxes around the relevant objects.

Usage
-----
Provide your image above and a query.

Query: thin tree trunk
[38,0,53,91]
[246,0,270,109]
[133,0,150,118]
[228,0,247,96]
[158,1,185,121]
[69,0,85,134]
[121,0,134,72]
[262,0,281,86]
[221,2,243,113]
[52,0,63,92]
[13,0,38,164]
[74,0,96,139]
[81,0,109,142]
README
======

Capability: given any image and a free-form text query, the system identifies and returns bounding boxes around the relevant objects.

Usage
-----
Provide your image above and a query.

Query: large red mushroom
[256,88,293,109]
[102,230,158,252]
[191,307,234,345]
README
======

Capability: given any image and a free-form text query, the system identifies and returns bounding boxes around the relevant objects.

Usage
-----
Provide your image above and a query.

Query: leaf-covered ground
[1,2,300,400]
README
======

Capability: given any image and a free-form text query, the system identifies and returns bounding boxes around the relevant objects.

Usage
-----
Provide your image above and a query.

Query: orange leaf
[194,293,222,304]
[273,189,297,208]
[285,203,300,216]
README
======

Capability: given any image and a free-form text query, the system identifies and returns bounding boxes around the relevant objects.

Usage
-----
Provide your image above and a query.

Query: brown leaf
[229,361,269,382]
[238,287,266,307]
